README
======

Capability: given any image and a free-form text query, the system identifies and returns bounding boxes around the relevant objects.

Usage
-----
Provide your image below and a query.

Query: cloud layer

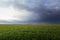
[0,0,60,24]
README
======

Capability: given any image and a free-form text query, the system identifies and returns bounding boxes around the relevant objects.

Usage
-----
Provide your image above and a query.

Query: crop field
[0,24,59,40]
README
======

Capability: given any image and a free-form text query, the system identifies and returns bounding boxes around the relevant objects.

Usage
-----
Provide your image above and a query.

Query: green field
[0,24,60,40]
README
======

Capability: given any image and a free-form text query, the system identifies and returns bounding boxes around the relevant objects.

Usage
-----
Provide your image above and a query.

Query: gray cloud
[0,0,60,24]
[0,0,14,7]
[14,0,60,23]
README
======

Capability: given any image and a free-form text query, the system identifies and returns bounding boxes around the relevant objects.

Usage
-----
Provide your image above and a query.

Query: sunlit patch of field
[0,24,59,40]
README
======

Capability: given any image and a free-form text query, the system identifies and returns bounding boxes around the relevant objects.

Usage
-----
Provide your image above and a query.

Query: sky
[0,0,59,24]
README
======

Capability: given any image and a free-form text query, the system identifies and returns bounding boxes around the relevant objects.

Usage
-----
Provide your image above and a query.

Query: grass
[0,24,59,40]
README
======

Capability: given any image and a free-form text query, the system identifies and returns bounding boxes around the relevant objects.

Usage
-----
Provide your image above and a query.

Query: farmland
[0,24,59,40]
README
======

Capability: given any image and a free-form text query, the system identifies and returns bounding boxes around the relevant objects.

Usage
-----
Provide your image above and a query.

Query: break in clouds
[0,0,59,23]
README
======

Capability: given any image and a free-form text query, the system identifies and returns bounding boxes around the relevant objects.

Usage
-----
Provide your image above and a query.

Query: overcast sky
[0,0,59,24]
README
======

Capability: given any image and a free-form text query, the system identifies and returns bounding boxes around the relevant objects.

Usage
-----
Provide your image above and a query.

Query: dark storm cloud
[0,0,59,24]
[14,0,60,23]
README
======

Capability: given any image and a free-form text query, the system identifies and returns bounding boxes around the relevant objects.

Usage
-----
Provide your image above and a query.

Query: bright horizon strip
[0,6,30,21]
[0,6,38,22]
